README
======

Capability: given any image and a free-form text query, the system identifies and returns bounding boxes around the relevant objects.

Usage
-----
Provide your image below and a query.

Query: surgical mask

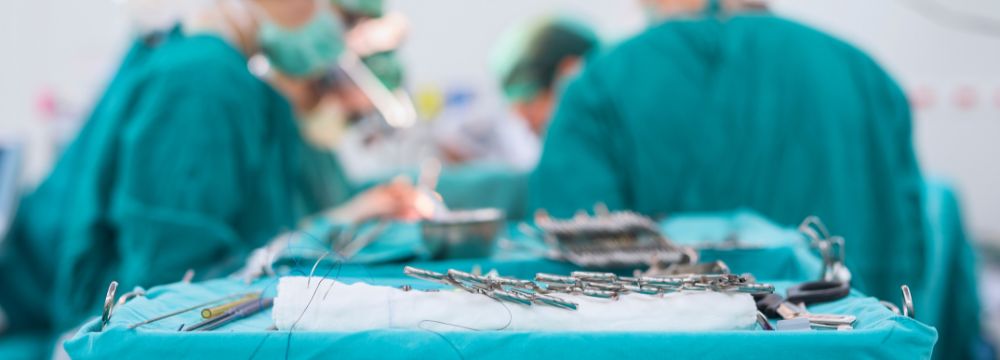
[257,4,345,78]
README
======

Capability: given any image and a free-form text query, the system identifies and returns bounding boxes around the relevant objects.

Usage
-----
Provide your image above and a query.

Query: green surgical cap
[363,51,404,90]
[332,0,384,18]
[490,16,599,102]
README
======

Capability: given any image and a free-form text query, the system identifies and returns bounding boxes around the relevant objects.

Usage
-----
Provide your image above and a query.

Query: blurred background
[1,0,998,345]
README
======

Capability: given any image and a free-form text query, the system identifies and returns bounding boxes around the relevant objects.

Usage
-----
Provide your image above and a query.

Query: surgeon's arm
[530,69,629,217]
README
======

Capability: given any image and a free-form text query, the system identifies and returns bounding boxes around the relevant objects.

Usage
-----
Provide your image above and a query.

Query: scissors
[786,280,850,305]
[755,280,854,330]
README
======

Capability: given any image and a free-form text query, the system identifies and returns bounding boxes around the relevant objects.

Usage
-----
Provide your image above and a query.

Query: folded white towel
[273,276,757,332]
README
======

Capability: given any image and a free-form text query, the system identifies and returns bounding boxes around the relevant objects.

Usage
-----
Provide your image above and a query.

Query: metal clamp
[101,281,119,331]
[117,287,147,306]
[901,285,915,318]
[798,217,851,284]
[404,266,775,311]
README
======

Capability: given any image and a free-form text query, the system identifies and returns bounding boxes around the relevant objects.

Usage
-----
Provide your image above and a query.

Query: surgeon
[0,0,419,342]
[532,0,926,309]
[492,16,600,136]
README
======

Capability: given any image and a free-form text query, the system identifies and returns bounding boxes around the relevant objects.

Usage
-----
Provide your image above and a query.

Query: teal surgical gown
[0,27,311,334]
[531,14,926,305]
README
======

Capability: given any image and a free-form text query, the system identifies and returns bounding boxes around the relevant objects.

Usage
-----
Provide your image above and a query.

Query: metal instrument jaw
[901,285,915,319]
[756,293,856,330]
[798,216,851,284]
[101,281,119,331]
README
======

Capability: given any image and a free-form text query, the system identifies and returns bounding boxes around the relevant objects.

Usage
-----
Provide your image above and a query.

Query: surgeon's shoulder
[144,34,259,98]
[748,15,888,72]
[564,33,644,94]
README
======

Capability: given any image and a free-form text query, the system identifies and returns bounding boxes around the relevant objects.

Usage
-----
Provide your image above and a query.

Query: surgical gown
[531,14,926,304]
[0,28,310,334]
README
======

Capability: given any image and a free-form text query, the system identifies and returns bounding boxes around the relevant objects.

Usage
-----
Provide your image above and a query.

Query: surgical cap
[491,16,599,102]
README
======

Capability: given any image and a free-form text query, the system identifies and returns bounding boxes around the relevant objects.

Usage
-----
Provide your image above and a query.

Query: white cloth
[273,276,757,332]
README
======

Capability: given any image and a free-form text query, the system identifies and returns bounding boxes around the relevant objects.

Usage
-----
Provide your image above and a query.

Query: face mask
[257,5,345,78]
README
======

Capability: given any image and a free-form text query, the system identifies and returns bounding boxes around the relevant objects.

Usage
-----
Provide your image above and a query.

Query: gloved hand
[326,176,422,223]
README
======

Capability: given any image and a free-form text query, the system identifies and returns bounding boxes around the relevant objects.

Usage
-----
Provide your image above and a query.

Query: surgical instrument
[754,293,855,329]
[798,217,851,284]
[117,287,147,306]
[201,293,261,319]
[404,266,774,310]
[185,297,273,332]
[901,285,915,318]
[127,292,256,329]
[786,280,850,305]
[535,207,695,269]
[336,51,417,129]
[101,281,118,331]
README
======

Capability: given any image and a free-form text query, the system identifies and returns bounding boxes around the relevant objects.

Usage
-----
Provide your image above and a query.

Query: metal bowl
[420,208,505,260]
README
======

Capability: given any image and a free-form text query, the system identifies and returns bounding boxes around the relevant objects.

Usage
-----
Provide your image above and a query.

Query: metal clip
[490,289,534,306]
[535,273,579,285]
[403,267,450,284]
[116,287,147,306]
[901,285,915,318]
[101,281,119,331]
[534,293,579,310]
[571,271,618,283]
[756,311,774,331]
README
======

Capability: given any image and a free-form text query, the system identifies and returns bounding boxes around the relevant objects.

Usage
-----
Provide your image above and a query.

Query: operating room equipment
[184,297,273,332]
[403,266,773,310]
[535,208,695,269]
[875,285,916,318]
[414,158,449,219]
[100,281,118,331]
[642,260,730,277]
[201,293,261,319]
[116,287,147,306]
[336,51,417,129]
[798,217,851,284]
[901,285,915,318]
[755,311,774,331]
[754,292,855,330]
[421,208,505,259]
[786,280,850,305]
[127,292,256,329]
[755,278,856,330]
[775,317,812,331]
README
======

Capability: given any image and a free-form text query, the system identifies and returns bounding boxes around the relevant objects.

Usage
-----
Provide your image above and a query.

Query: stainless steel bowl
[421,208,505,260]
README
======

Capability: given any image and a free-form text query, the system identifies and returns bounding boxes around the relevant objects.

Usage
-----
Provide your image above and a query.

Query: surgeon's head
[249,0,345,79]
[492,17,599,135]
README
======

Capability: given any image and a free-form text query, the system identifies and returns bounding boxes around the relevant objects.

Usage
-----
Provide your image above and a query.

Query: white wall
[0,0,131,182]
[767,0,1000,243]
[1,0,998,242]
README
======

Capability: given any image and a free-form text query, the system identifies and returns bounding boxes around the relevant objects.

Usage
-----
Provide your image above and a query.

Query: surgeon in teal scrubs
[0,0,419,343]
[532,0,927,311]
